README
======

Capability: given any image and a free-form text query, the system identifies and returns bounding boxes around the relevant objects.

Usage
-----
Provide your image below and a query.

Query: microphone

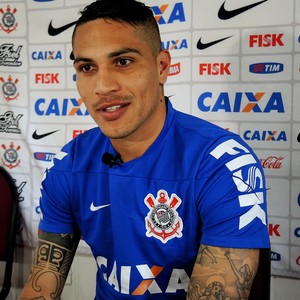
[102,152,122,168]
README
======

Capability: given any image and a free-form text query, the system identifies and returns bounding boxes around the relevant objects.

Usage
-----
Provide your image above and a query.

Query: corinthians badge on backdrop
[1,142,21,169]
[144,189,183,243]
[0,5,18,34]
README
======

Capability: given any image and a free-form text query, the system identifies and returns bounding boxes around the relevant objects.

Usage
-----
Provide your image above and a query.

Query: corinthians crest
[144,190,183,243]
[0,5,18,34]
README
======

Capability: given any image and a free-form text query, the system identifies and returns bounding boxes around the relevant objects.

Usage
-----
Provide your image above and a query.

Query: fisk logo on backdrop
[249,62,284,74]
[249,33,284,48]
[197,91,284,113]
[151,2,185,25]
[35,73,60,84]
[199,63,231,75]
[34,98,89,116]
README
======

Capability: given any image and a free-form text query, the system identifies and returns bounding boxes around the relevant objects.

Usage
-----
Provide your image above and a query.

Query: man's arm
[187,244,259,300]
[18,229,80,300]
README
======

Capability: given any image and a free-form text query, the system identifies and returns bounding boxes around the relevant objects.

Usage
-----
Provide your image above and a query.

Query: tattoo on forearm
[187,245,258,300]
[25,232,79,299]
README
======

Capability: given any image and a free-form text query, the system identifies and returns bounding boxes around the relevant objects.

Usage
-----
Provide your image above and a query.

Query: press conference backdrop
[0,0,299,279]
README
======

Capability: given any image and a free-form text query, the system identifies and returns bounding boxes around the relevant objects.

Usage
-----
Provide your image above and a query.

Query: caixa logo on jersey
[197,91,284,113]
[249,62,284,74]
[151,2,185,25]
[34,97,89,117]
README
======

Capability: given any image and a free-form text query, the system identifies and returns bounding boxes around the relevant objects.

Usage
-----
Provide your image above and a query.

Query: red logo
[199,63,231,75]
[249,33,284,48]
[0,5,18,33]
[168,62,181,76]
[259,156,283,169]
[144,190,183,243]
[72,129,88,139]
[35,73,60,84]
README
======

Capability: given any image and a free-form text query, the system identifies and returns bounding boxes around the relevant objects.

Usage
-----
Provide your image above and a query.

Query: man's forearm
[18,231,80,300]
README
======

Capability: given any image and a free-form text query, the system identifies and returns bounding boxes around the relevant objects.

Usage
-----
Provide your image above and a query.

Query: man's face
[72,19,170,141]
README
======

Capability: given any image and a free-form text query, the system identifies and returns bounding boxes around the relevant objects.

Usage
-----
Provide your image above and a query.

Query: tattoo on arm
[187,244,259,300]
[25,231,80,300]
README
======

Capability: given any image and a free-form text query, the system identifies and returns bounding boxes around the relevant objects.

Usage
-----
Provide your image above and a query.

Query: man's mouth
[103,104,128,112]
[104,105,123,112]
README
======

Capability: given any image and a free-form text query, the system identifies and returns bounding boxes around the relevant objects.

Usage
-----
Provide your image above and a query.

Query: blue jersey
[39,99,270,299]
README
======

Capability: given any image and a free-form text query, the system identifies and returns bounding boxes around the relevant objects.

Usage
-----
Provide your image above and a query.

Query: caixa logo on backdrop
[34,97,89,116]
[30,92,93,124]
[192,84,292,122]
[151,1,191,33]
[198,91,284,113]
[152,2,186,25]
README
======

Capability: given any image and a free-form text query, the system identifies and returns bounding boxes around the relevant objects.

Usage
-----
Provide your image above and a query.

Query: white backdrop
[0,0,299,279]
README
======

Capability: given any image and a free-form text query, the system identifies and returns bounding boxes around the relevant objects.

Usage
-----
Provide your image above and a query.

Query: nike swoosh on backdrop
[32,129,59,140]
[90,203,111,212]
[197,35,232,50]
[218,0,268,20]
[48,20,77,36]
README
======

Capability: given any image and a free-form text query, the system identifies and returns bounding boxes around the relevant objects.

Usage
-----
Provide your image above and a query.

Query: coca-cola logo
[259,156,283,169]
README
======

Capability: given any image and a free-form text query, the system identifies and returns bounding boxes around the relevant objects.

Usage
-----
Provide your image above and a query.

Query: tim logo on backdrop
[249,62,284,74]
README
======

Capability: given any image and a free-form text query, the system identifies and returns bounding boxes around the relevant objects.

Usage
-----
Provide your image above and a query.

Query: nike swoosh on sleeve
[218,0,268,20]
[48,20,77,36]
[32,129,59,140]
[197,35,233,50]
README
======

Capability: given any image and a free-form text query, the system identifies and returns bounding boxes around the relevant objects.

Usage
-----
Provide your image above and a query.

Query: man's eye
[117,58,131,66]
[80,64,93,72]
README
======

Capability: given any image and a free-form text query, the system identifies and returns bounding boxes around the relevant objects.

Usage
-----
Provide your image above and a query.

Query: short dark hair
[71,0,162,59]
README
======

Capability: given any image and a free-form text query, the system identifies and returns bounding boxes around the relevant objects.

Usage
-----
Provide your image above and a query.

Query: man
[19,0,270,299]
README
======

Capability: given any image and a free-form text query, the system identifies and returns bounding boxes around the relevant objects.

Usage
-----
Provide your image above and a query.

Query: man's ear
[157,50,171,85]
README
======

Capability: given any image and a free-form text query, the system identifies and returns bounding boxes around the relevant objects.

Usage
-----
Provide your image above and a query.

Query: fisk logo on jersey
[144,190,183,243]
[151,3,185,25]
[210,139,266,229]
[34,97,89,116]
[198,91,284,113]
[249,62,284,74]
